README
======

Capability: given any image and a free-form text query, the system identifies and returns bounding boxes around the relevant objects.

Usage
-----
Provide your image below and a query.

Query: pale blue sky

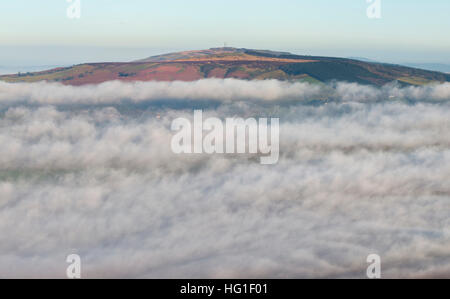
[1,0,449,68]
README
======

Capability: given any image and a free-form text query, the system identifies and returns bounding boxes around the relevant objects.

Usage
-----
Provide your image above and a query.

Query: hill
[1,47,449,86]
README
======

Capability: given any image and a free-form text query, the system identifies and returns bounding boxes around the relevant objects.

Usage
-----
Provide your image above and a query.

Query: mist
[0,79,449,278]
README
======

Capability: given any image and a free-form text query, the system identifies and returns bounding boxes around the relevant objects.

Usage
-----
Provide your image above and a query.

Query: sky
[1,0,450,70]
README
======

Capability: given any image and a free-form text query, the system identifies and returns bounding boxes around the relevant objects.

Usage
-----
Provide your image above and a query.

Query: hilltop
[1,47,449,86]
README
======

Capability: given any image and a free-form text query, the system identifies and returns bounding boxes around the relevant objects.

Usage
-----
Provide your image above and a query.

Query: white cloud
[0,80,449,278]
[1,79,450,106]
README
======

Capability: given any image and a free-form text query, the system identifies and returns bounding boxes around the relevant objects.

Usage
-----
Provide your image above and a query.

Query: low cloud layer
[1,79,450,105]
[0,79,449,278]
